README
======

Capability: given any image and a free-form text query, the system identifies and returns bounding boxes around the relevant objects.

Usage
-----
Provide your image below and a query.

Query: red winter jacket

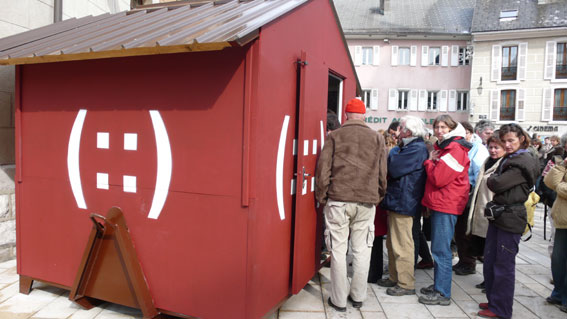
[422,125,471,215]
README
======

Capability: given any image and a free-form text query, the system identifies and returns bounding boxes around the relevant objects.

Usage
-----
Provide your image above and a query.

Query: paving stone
[31,294,82,318]
[381,303,433,319]
[281,281,324,312]
[360,312,386,319]
[424,302,468,318]
[279,311,327,319]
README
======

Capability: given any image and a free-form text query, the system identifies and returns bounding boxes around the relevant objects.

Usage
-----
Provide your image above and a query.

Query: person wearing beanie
[316,98,387,312]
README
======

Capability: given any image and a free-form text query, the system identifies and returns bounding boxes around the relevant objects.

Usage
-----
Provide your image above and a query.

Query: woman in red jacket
[418,115,471,306]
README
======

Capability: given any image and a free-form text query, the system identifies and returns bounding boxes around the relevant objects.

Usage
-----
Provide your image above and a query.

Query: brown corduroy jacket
[315,120,387,205]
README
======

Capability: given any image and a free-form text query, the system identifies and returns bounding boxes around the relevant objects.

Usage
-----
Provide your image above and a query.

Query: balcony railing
[557,64,567,79]
[553,106,567,121]
[501,66,517,81]
[500,107,515,121]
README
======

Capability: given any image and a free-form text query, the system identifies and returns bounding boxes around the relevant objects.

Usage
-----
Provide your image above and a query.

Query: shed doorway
[327,73,344,123]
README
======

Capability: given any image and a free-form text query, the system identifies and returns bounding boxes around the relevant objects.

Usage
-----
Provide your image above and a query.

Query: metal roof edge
[0,41,232,66]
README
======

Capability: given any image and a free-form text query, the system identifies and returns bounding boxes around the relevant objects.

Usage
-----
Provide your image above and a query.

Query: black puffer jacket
[486,150,540,233]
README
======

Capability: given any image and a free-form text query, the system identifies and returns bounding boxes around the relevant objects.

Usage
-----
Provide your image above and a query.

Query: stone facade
[0,0,131,262]
[470,30,567,137]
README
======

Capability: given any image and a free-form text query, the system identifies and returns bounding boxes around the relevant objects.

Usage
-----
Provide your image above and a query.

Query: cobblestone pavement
[0,205,564,318]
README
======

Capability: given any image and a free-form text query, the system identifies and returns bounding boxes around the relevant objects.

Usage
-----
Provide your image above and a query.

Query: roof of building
[471,0,567,33]
[333,0,476,36]
[0,0,309,65]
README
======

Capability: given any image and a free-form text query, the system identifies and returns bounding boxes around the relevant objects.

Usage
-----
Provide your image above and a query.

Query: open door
[290,52,333,294]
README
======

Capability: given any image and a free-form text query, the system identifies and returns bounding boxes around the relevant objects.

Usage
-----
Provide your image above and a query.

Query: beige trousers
[324,200,375,307]
[386,211,415,289]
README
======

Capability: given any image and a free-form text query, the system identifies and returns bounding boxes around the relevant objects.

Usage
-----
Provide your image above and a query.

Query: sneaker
[420,284,435,295]
[348,295,362,308]
[327,297,346,312]
[546,296,562,305]
[416,260,434,269]
[479,303,489,310]
[454,266,476,276]
[475,281,485,289]
[478,309,499,318]
[387,285,416,296]
[376,278,397,288]
[418,291,451,306]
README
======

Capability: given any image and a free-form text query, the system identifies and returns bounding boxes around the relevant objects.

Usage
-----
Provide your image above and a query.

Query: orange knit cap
[345,98,366,114]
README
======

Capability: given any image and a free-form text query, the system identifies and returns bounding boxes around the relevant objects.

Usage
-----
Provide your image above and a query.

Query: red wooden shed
[0,0,360,317]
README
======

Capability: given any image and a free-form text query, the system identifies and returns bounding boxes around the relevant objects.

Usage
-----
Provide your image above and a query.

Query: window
[428,47,440,66]
[500,10,518,21]
[362,90,372,108]
[457,91,469,111]
[398,47,410,65]
[502,46,518,81]
[459,47,471,66]
[557,43,567,79]
[398,90,409,110]
[427,91,438,111]
[553,89,567,121]
[362,47,373,65]
[500,90,516,121]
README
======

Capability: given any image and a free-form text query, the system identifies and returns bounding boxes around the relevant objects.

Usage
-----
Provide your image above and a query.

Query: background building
[334,0,476,131]
[470,0,567,137]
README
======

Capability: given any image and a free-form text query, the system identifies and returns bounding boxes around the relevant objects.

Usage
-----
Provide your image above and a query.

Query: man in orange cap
[316,98,387,312]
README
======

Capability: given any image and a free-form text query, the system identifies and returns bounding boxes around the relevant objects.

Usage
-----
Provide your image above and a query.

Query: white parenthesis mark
[320,120,324,151]
[276,115,290,221]
[68,109,87,209]
[148,110,172,219]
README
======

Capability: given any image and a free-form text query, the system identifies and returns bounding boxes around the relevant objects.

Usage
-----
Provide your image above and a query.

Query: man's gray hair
[474,120,495,135]
[400,115,427,138]
[561,133,567,147]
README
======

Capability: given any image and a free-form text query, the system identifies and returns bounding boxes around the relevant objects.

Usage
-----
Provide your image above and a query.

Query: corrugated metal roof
[0,0,308,65]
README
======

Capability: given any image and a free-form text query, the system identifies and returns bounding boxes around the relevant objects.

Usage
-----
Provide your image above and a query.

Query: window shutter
[518,43,528,81]
[491,45,501,82]
[409,89,418,111]
[391,46,398,66]
[451,45,459,66]
[441,46,449,67]
[410,46,417,66]
[418,89,427,111]
[544,41,557,80]
[490,89,500,121]
[373,46,380,66]
[388,89,398,110]
[542,88,553,121]
[421,46,429,66]
[354,46,362,66]
[516,88,525,121]
[448,90,457,112]
[439,90,448,111]
[370,89,379,110]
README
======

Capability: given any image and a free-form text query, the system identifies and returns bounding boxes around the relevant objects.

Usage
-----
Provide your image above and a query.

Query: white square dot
[97,132,109,149]
[123,175,137,193]
[124,133,137,151]
[97,173,109,190]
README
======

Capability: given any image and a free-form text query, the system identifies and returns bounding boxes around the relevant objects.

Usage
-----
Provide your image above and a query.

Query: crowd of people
[315,99,567,318]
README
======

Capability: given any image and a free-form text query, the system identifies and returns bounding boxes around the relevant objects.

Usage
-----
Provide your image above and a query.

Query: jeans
[551,228,567,307]
[430,210,458,298]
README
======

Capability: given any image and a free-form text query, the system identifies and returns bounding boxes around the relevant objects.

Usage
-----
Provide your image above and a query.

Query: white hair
[400,115,427,138]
